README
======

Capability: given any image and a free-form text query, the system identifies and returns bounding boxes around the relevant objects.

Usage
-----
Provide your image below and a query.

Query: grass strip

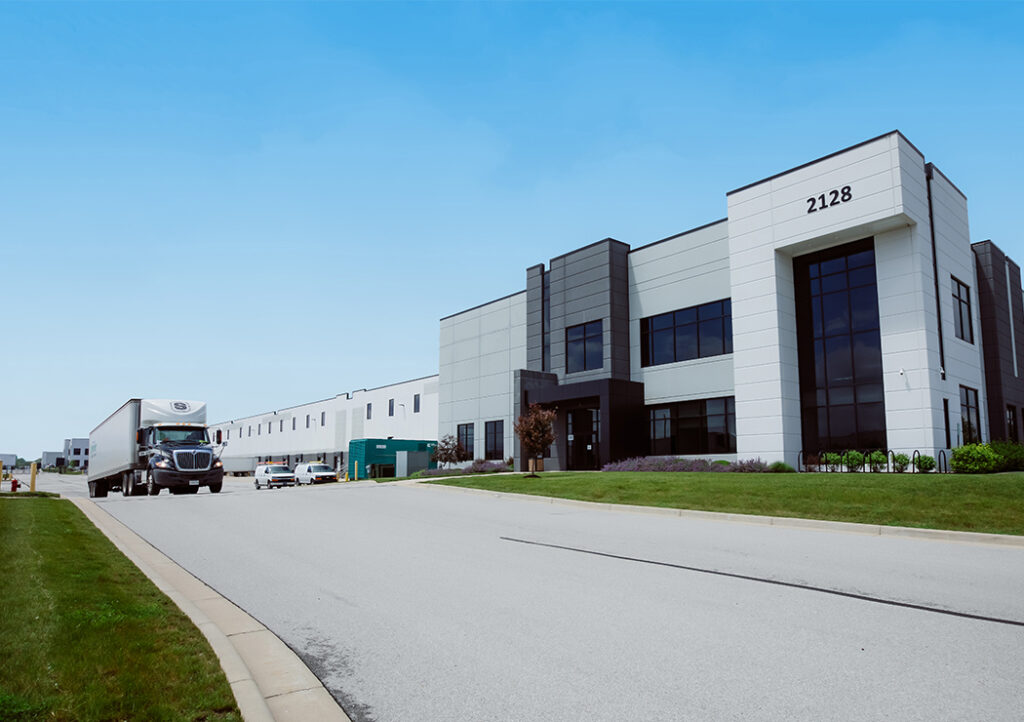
[0,498,240,721]
[426,471,1024,535]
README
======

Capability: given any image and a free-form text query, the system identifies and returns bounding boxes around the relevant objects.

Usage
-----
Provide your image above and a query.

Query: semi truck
[88,399,225,498]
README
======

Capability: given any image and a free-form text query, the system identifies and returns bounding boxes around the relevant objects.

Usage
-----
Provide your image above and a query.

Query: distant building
[0,453,17,469]
[63,438,89,469]
[41,451,62,468]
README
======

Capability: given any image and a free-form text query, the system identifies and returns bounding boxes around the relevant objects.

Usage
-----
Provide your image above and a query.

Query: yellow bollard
[30,463,37,492]
[354,461,359,481]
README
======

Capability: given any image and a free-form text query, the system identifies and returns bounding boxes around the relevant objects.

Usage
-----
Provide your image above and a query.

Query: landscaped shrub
[892,453,910,473]
[602,457,728,472]
[988,440,1024,471]
[600,456,772,473]
[842,450,865,472]
[768,461,795,473]
[417,467,465,478]
[823,452,843,472]
[915,455,936,473]
[867,450,887,472]
[466,459,511,474]
[731,458,770,473]
[950,443,1001,474]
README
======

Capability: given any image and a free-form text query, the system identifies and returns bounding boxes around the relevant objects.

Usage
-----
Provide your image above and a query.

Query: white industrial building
[63,437,89,469]
[439,131,1006,470]
[209,375,439,474]
[210,131,1020,476]
[41,451,62,468]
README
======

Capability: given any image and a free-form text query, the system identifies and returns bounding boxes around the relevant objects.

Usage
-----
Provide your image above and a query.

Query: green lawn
[0,498,241,721]
[426,471,1024,535]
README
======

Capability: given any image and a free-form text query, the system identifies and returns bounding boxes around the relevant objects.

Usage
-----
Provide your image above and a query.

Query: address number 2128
[806,185,852,213]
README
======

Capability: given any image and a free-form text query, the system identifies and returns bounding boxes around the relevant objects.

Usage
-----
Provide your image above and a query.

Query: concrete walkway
[70,497,350,722]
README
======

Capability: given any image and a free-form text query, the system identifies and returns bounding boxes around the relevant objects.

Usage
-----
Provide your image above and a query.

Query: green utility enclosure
[347,438,437,478]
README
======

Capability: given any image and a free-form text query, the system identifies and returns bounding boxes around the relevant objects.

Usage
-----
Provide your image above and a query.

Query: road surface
[29,472,1024,721]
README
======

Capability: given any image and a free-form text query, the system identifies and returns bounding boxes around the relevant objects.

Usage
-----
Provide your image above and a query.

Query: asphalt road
[30,472,1024,721]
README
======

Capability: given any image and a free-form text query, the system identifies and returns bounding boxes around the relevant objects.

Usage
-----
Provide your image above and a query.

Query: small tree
[514,403,556,476]
[432,434,470,469]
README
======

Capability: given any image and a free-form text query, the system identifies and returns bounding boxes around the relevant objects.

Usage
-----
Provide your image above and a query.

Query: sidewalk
[70,497,350,722]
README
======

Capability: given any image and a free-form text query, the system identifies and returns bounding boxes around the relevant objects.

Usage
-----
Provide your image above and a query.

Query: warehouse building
[209,375,439,475]
[63,437,89,470]
[439,131,1011,470]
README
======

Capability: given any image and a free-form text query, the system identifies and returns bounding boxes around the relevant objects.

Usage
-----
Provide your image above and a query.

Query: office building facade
[440,132,1011,470]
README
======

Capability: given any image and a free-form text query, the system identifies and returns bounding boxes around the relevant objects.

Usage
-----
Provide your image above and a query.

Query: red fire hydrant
[9,478,20,492]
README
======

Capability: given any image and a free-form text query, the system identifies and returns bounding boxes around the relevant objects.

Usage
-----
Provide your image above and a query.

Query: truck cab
[143,422,225,496]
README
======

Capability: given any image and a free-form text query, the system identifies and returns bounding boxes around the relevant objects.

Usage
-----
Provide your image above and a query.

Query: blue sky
[2,1,1022,458]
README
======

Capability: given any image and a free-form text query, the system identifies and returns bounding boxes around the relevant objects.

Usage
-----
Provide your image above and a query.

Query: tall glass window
[457,423,474,458]
[1007,405,1018,442]
[566,321,603,373]
[485,420,504,460]
[952,276,973,343]
[795,238,886,451]
[960,386,981,444]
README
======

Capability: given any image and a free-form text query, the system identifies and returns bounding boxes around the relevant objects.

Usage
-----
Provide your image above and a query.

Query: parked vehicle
[294,462,337,485]
[254,464,295,489]
[88,399,225,498]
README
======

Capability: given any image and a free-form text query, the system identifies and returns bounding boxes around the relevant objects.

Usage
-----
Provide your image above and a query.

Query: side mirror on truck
[215,430,222,444]
[136,429,144,444]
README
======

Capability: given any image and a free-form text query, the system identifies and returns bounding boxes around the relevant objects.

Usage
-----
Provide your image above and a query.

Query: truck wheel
[88,480,98,498]
[147,471,160,496]
[210,482,222,493]
[123,471,135,497]
[254,480,261,490]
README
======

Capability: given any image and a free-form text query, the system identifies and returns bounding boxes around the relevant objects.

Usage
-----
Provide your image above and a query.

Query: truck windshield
[155,427,208,444]
[310,465,332,472]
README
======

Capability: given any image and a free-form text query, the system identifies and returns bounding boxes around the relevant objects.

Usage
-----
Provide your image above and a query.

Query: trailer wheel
[122,471,134,497]
[88,480,97,498]
[210,482,222,493]
[147,471,160,496]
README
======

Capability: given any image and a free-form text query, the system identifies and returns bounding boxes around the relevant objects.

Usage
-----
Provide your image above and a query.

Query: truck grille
[174,450,213,471]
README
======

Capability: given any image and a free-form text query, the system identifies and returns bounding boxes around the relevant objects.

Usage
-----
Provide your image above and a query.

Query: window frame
[952,276,974,344]
[566,320,603,374]
[640,299,732,368]
[485,420,504,460]
[647,397,736,455]
[960,385,981,444]
[457,423,474,459]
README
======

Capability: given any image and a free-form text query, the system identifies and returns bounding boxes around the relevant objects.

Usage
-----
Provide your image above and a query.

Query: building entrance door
[567,408,600,470]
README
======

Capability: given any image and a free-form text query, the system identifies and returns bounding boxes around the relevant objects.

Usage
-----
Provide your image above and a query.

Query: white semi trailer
[88,399,225,498]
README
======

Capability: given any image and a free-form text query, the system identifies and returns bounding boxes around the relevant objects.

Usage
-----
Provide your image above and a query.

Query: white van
[254,464,295,489]
[294,462,337,485]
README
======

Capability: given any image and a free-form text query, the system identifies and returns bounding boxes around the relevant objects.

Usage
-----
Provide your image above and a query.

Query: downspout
[926,163,947,381]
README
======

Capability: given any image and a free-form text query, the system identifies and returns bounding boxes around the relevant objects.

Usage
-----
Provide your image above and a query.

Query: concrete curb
[413,482,1024,548]
[69,498,350,722]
